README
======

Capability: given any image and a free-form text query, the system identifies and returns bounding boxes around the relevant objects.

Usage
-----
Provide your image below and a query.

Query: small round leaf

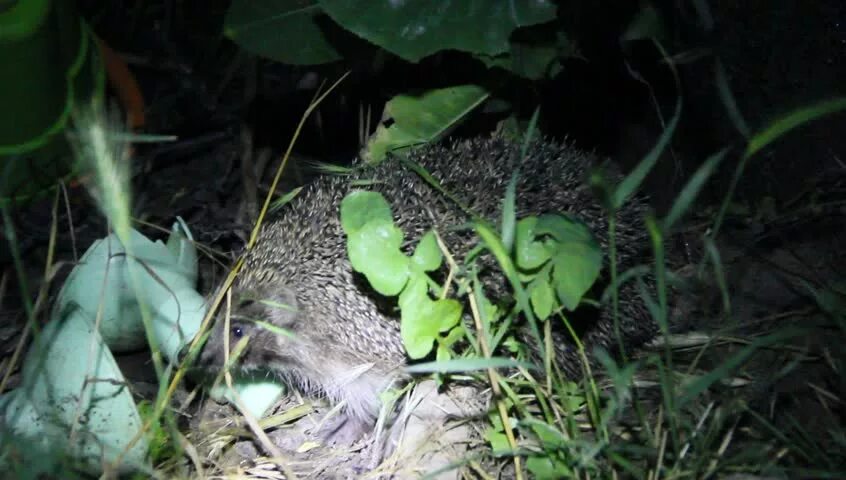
[552,241,602,311]
[411,230,443,272]
[347,219,409,296]
[529,276,555,320]
[340,190,393,235]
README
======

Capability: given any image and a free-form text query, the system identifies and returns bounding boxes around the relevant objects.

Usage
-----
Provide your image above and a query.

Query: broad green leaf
[535,213,596,244]
[440,324,466,348]
[346,219,409,296]
[411,230,442,272]
[320,0,557,63]
[435,342,452,362]
[556,381,587,411]
[0,0,106,207]
[364,123,425,164]
[399,276,461,359]
[526,456,571,479]
[431,298,463,333]
[552,240,602,311]
[515,214,602,313]
[514,217,552,271]
[529,276,555,320]
[620,4,667,43]
[340,190,393,235]
[480,29,572,80]
[524,418,567,450]
[483,429,512,455]
[224,0,342,65]
[506,34,566,80]
[363,85,490,163]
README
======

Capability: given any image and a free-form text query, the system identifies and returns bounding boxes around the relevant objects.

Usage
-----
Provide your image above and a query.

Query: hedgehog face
[198,283,301,374]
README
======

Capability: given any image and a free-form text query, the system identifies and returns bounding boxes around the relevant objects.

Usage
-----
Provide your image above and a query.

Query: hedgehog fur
[199,135,666,443]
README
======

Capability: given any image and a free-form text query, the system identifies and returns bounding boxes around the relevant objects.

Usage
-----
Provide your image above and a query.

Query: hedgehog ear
[240,284,299,327]
[255,285,298,327]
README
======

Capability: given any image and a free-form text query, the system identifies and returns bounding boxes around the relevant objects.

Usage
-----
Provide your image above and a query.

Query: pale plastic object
[54,218,202,358]
[0,221,201,475]
[65,220,285,417]
[209,376,287,418]
[0,222,285,476]
[0,309,150,475]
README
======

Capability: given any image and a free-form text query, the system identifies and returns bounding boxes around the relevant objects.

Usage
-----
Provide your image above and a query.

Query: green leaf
[534,213,596,244]
[346,219,409,296]
[435,342,452,362]
[557,381,586,411]
[1,4,106,207]
[319,0,557,63]
[620,4,667,43]
[431,298,463,332]
[340,190,393,235]
[507,33,566,79]
[661,148,727,232]
[520,214,602,311]
[529,275,555,320]
[411,230,442,272]
[480,28,573,80]
[533,215,602,311]
[500,170,519,254]
[526,456,570,480]
[514,217,552,271]
[612,47,682,209]
[399,276,462,359]
[524,418,567,450]
[520,105,542,160]
[745,97,846,159]
[269,186,304,213]
[224,0,342,65]
[440,324,466,348]
[714,59,750,139]
[476,220,543,357]
[364,85,490,163]
[552,240,602,311]
[613,106,680,209]
[253,320,297,340]
[483,429,512,455]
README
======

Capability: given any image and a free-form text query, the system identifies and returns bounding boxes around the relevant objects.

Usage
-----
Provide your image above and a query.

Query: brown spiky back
[219,135,660,422]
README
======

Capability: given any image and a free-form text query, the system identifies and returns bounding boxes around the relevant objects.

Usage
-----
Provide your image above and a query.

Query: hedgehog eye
[231,326,244,339]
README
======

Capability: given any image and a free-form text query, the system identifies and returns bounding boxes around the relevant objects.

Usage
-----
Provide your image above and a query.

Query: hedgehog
[198,135,668,444]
